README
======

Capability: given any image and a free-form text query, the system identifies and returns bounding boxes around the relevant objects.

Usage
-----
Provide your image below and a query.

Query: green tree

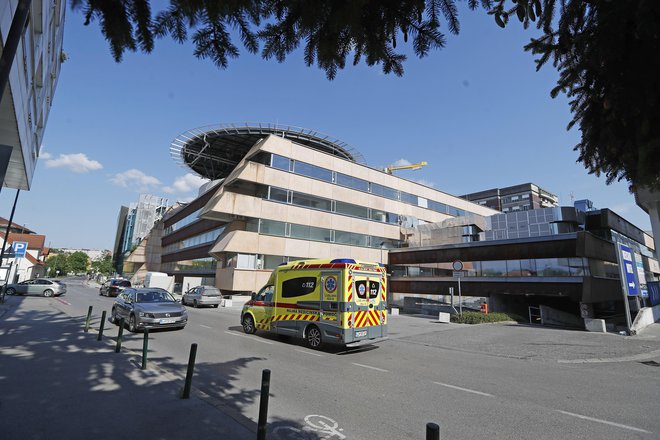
[91,253,114,275]
[71,1,660,190]
[46,254,69,277]
[68,251,89,273]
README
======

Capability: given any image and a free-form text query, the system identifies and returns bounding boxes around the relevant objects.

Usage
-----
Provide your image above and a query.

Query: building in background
[115,194,170,258]
[120,123,497,294]
[0,228,49,283]
[461,183,559,213]
[0,0,66,190]
[389,204,659,332]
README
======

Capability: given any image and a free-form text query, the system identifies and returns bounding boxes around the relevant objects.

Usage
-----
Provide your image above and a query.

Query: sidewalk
[0,295,256,440]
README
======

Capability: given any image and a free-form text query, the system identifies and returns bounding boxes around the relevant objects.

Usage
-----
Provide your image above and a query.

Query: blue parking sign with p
[12,242,28,258]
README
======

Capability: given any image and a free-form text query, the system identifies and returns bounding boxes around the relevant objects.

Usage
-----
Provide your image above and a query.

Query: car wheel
[242,314,256,334]
[306,325,322,349]
[213,304,219,308]
[99,289,103,296]
[43,289,54,297]
[129,314,138,333]
[5,288,15,296]
[193,300,199,308]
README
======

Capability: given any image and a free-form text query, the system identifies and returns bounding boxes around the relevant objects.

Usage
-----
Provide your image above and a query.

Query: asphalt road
[52,278,660,439]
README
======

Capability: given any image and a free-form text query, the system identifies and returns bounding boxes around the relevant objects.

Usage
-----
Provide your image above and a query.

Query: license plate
[355,330,367,338]
[159,319,175,324]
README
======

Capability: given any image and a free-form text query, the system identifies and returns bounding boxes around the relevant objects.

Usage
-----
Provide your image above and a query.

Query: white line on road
[352,362,388,372]
[199,324,212,329]
[224,331,273,344]
[556,410,652,434]
[295,349,323,357]
[433,381,494,398]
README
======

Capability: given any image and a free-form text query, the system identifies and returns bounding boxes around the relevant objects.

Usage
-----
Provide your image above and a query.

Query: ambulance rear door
[352,271,386,339]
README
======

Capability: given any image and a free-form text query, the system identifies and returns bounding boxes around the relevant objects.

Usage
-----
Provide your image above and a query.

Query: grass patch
[450,311,523,324]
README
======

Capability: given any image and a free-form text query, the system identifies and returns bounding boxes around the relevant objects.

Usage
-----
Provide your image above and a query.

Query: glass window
[269,187,289,203]
[481,260,507,277]
[520,259,537,276]
[537,258,570,276]
[293,161,333,182]
[336,173,369,192]
[371,209,388,223]
[292,192,332,211]
[400,192,418,205]
[271,154,290,171]
[282,277,317,298]
[335,201,368,218]
[386,212,399,224]
[568,257,586,276]
[289,224,310,239]
[428,200,447,214]
[260,219,286,236]
[447,206,465,217]
[506,260,522,276]
[237,254,257,269]
[354,280,380,299]
[309,227,332,242]
[263,255,286,269]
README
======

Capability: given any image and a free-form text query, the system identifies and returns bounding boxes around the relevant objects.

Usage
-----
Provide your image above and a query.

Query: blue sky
[0,5,651,250]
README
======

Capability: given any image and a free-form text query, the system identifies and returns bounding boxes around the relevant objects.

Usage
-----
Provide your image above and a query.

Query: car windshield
[136,291,175,303]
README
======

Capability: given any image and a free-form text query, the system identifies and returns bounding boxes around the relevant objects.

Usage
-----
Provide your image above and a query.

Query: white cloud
[44,153,103,173]
[40,151,52,160]
[162,173,208,194]
[391,158,412,167]
[110,169,161,190]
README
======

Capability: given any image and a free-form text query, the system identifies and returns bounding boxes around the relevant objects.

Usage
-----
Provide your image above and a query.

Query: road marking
[295,349,323,357]
[199,324,212,329]
[556,410,651,434]
[55,298,70,305]
[224,331,273,344]
[352,362,388,372]
[433,381,494,398]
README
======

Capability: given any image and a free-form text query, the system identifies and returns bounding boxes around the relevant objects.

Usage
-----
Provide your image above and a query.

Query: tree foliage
[71,0,660,189]
[46,254,69,276]
[68,251,90,273]
[91,253,114,275]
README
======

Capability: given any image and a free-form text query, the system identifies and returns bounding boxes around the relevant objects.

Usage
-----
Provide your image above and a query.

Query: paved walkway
[0,295,256,440]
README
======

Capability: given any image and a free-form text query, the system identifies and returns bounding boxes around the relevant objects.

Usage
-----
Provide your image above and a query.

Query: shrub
[450,311,522,324]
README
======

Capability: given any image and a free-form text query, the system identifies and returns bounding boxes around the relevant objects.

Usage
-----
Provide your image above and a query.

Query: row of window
[258,153,469,217]
[161,257,216,273]
[163,227,225,254]
[222,253,305,270]
[245,218,403,249]
[164,208,203,235]
[390,258,612,278]
[267,186,400,225]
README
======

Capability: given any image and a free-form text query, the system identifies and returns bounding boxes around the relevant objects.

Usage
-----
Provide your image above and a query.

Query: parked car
[110,287,187,332]
[100,278,131,297]
[5,278,67,297]
[181,285,223,308]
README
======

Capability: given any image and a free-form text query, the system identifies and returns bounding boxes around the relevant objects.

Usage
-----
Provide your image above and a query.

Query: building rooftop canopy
[170,123,365,180]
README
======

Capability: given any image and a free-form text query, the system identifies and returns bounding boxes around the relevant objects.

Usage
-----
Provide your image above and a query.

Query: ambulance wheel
[306,325,322,349]
[242,314,256,334]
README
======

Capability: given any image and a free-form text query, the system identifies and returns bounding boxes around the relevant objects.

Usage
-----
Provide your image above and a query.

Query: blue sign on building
[619,244,639,296]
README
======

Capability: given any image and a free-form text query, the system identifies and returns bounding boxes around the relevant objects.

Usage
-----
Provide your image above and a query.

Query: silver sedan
[110,288,187,332]
[4,278,67,297]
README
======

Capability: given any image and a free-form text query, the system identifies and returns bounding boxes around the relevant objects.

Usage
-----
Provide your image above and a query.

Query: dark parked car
[100,278,131,297]
[5,278,67,297]
[110,287,187,332]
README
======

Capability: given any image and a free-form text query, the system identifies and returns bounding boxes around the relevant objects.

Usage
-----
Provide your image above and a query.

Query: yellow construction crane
[384,161,428,174]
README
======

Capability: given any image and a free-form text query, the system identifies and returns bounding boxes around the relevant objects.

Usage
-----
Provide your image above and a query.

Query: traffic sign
[619,244,639,296]
[11,242,28,258]
[452,260,464,271]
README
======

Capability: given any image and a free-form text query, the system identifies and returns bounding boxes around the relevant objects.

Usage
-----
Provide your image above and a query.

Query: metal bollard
[181,343,198,399]
[115,318,125,353]
[141,328,149,370]
[257,369,271,440]
[426,423,440,440]
[84,306,93,332]
[97,311,107,341]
